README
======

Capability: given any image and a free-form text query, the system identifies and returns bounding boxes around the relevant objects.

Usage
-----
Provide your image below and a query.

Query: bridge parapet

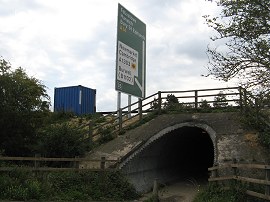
[84,87,245,142]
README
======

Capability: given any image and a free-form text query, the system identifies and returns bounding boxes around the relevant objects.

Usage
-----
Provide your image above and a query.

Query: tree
[199,99,212,109]
[163,94,179,110]
[0,58,50,156]
[204,0,270,95]
[213,91,228,108]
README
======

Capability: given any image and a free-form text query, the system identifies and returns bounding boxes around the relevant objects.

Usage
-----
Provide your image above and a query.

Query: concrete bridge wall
[84,112,269,192]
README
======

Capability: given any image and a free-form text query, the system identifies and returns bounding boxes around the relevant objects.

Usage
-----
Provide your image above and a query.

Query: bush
[98,127,114,144]
[37,123,90,158]
[0,170,139,201]
[193,182,246,202]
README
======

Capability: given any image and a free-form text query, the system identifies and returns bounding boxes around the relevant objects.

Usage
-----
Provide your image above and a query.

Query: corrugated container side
[80,86,96,114]
[54,85,96,115]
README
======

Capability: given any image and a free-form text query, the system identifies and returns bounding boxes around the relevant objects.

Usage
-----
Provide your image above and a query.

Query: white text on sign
[117,41,138,85]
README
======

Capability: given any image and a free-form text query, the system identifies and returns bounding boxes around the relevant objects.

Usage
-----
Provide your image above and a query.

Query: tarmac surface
[137,178,207,202]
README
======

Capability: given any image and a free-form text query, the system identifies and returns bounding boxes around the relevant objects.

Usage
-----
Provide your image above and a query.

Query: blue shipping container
[54,85,96,115]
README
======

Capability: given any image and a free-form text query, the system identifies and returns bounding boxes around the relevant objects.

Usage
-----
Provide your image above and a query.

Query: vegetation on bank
[193,183,247,202]
[0,169,139,201]
[193,181,268,202]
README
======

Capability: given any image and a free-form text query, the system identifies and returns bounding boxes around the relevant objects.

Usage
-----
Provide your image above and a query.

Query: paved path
[137,178,207,202]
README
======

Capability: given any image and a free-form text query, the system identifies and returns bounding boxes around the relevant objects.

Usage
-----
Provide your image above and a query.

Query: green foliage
[239,91,270,149]
[143,195,159,202]
[241,109,270,149]
[200,99,211,109]
[46,111,75,124]
[260,128,270,149]
[204,0,270,94]
[0,58,50,156]
[199,99,212,112]
[0,170,139,201]
[213,91,228,108]
[193,182,247,202]
[37,123,90,158]
[151,98,160,111]
[163,94,180,110]
[98,126,114,144]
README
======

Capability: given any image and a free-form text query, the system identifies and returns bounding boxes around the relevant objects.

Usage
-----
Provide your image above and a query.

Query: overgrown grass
[0,169,139,201]
[193,182,247,202]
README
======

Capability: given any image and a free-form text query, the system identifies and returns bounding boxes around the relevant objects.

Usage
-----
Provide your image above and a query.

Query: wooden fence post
[194,90,198,110]
[73,156,79,169]
[100,157,106,169]
[118,108,122,132]
[211,164,219,185]
[158,91,162,114]
[139,99,142,121]
[239,86,243,111]
[232,159,238,186]
[34,154,40,170]
[152,178,159,202]
[88,121,93,143]
[266,166,270,196]
[243,88,247,113]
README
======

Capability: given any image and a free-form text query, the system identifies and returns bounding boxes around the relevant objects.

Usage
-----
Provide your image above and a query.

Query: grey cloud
[67,21,116,60]
[174,38,209,60]
[0,0,43,16]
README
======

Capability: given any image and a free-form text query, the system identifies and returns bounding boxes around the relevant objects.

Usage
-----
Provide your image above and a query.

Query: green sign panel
[115,4,146,98]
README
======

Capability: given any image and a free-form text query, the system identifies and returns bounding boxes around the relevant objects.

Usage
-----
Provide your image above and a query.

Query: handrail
[0,156,118,171]
[81,86,270,143]
[208,162,270,201]
[80,86,269,144]
[85,87,242,142]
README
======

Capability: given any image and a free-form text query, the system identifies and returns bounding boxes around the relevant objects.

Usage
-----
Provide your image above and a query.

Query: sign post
[115,4,146,101]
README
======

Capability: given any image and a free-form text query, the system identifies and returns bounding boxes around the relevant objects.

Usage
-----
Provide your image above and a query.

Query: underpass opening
[155,126,214,182]
[121,124,215,192]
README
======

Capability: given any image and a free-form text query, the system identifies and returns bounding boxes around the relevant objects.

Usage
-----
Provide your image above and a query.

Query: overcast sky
[0,0,236,112]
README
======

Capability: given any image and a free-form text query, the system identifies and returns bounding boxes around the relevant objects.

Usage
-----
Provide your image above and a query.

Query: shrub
[37,123,89,158]
[0,170,139,201]
[193,182,246,202]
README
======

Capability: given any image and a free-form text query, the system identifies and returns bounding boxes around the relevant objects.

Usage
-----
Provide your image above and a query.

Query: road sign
[115,4,146,98]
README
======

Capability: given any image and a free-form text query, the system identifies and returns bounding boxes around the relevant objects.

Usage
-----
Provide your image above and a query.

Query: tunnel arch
[120,122,217,192]
[120,122,217,169]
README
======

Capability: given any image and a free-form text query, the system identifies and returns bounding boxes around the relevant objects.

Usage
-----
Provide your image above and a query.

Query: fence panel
[208,163,270,201]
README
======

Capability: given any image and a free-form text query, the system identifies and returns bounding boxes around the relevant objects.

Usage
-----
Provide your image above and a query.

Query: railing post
[266,166,270,196]
[88,121,93,143]
[158,91,162,114]
[243,88,247,112]
[212,169,218,186]
[195,90,198,110]
[232,159,238,185]
[152,178,159,202]
[128,94,132,119]
[73,156,79,169]
[119,108,122,132]
[255,98,259,124]
[232,159,237,174]
[139,99,142,121]
[100,156,106,169]
[34,154,40,170]
[239,86,243,111]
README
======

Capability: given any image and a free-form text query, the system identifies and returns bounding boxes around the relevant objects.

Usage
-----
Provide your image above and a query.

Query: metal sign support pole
[117,91,121,122]
[128,95,131,118]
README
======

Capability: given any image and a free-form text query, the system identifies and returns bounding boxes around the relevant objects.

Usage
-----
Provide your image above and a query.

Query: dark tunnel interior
[140,126,214,182]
